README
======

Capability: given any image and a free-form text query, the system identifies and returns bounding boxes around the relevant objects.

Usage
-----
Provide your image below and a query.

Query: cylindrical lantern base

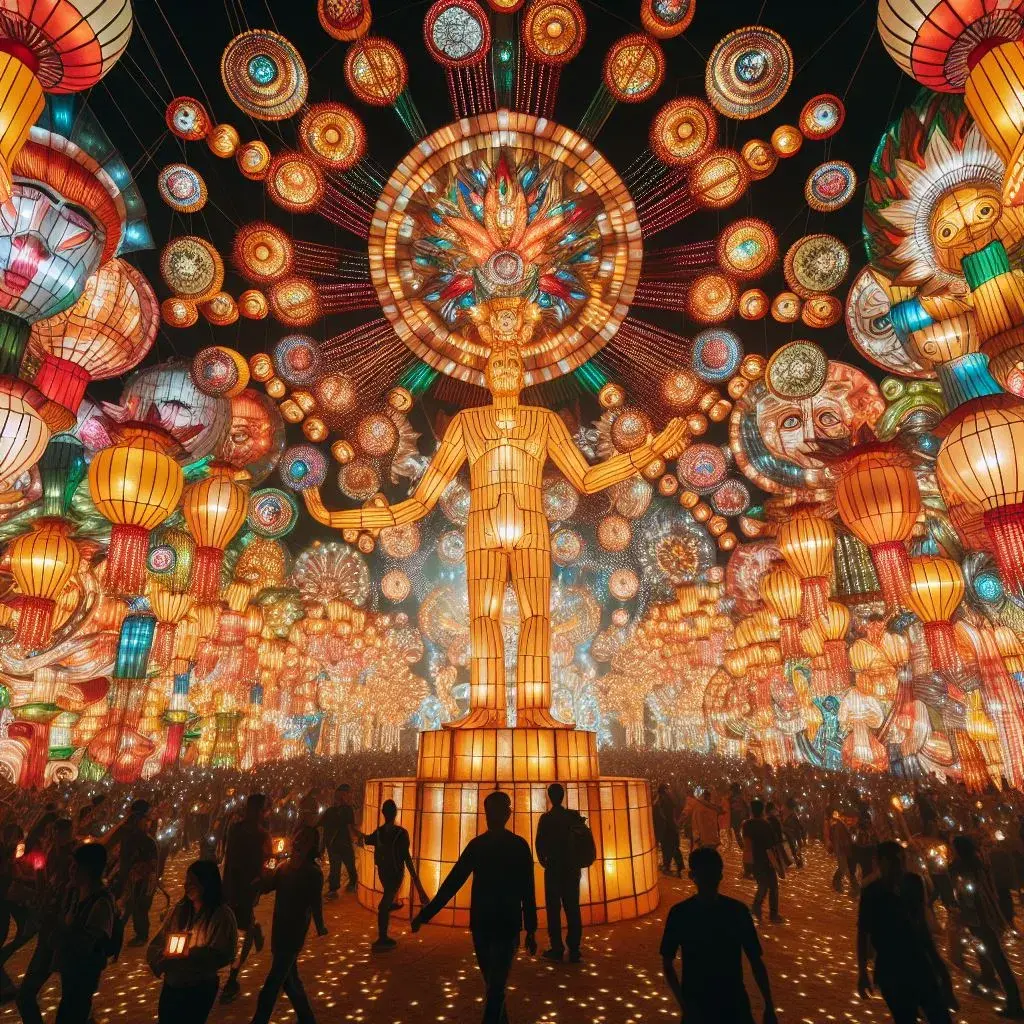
[33,355,89,413]
[190,546,224,602]
[870,541,911,609]
[0,310,30,377]
[984,504,1024,595]
[105,524,150,596]
[12,595,55,651]
[923,621,961,674]
[162,722,185,770]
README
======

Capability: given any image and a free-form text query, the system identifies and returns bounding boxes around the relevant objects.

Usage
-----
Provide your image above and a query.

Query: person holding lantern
[147,859,238,1022]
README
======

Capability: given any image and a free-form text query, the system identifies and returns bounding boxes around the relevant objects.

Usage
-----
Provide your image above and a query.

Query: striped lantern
[758,568,802,658]
[181,462,250,601]
[88,428,184,596]
[905,556,965,673]
[834,447,920,609]
[776,509,835,625]
[7,519,80,650]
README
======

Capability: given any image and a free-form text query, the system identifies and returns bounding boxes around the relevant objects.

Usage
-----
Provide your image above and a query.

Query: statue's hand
[652,417,688,460]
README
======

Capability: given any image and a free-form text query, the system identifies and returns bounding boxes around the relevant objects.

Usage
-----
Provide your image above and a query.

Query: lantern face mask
[0,181,105,320]
[928,183,1012,273]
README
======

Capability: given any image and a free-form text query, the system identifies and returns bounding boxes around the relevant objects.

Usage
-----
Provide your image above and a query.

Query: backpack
[568,813,597,871]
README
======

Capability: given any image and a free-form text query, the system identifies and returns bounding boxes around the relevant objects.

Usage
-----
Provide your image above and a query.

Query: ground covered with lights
[0,841,1008,1024]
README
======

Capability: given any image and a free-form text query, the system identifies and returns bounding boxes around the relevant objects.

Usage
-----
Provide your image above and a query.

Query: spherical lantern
[603,34,665,103]
[299,102,366,169]
[318,0,372,40]
[759,567,802,657]
[689,149,749,209]
[937,394,1024,594]
[181,463,249,602]
[344,37,409,106]
[522,1,587,65]
[834,447,921,608]
[777,509,835,623]
[221,29,308,121]
[905,556,965,673]
[29,259,158,413]
[650,97,716,166]
[233,222,295,284]
[89,428,185,595]
[7,519,80,650]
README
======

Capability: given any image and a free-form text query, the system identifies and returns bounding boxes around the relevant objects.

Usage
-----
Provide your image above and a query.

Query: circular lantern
[236,140,272,180]
[777,509,835,624]
[160,237,224,303]
[641,0,695,38]
[687,272,738,323]
[29,259,158,414]
[248,487,298,539]
[268,278,320,327]
[805,160,857,213]
[273,334,322,386]
[233,222,295,285]
[166,97,210,141]
[759,567,802,657]
[265,152,325,213]
[299,103,366,169]
[799,94,845,139]
[280,444,328,491]
[239,290,269,320]
[522,1,586,65]
[181,462,249,602]
[7,520,80,651]
[425,2,491,68]
[603,34,665,103]
[161,297,198,329]
[740,138,777,180]
[221,30,308,121]
[201,292,238,327]
[319,0,372,40]
[834,448,921,608]
[739,288,769,320]
[157,164,207,214]
[937,395,1024,594]
[771,291,801,323]
[191,346,250,399]
[706,26,793,120]
[344,37,408,106]
[89,429,185,596]
[801,295,843,329]
[650,97,717,167]
[905,556,965,673]
[716,218,777,279]
[381,569,411,603]
[689,149,749,209]
[207,123,240,158]
[770,124,802,157]
[783,234,850,298]
[691,328,742,382]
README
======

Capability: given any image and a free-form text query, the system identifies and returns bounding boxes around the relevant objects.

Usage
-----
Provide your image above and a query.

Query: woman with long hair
[147,859,238,1022]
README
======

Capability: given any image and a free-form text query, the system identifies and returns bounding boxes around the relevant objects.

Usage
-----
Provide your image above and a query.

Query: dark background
[80,0,922,547]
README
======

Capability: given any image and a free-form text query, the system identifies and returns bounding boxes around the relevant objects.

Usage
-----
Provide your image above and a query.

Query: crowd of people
[0,748,1018,1022]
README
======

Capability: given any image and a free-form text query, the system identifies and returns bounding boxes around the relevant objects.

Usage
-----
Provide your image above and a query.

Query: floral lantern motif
[834,444,921,608]
[776,508,835,624]
[936,394,1024,594]
[905,556,965,673]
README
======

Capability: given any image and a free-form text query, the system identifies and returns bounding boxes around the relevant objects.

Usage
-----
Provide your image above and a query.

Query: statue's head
[485,344,525,398]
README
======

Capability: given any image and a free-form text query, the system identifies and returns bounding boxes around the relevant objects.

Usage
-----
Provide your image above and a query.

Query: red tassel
[190,546,224,602]
[12,595,55,651]
[104,524,150,596]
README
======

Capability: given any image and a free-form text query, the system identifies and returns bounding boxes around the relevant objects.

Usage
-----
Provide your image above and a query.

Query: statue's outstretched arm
[546,410,687,495]
[302,415,468,531]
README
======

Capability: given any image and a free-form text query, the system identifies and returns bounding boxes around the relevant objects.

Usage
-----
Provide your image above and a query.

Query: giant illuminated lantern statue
[305,297,685,727]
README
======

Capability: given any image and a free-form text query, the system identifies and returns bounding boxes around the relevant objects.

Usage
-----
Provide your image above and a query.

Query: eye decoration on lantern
[705,26,794,120]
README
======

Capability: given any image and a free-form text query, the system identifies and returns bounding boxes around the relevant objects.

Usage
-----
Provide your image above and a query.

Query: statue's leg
[459,546,509,728]
[510,545,564,729]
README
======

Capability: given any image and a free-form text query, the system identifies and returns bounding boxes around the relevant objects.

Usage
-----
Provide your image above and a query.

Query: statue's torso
[460,404,550,551]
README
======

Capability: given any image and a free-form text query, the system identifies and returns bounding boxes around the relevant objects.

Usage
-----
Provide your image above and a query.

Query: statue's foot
[515,709,573,729]
[446,709,508,730]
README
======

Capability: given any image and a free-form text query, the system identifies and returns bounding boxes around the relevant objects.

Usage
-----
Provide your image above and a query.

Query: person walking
[220,793,272,1004]
[148,860,238,1023]
[412,791,537,1024]
[317,785,357,897]
[729,784,749,851]
[949,834,1024,1018]
[660,846,778,1024]
[686,788,724,851]
[359,799,419,952]
[535,783,592,963]
[856,841,958,1024]
[249,825,328,1024]
[743,799,784,925]
[654,784,683,877]
[106,799,158,947]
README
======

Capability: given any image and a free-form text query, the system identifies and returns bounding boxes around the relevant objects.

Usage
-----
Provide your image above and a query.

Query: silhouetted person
[107,798,158,945]
[220,793,271,1004]
[413,790,537,1024]
[728,783,749,850]
[147,860,238,1022]
[857,840,957,1024]
[743,799,783,924]
[654,783,683,876]
[660,846,777,1024]
[950,834,1024,1018]
[359,799,413,951]
[535,783,590,963]
[250,825,328,1024]
[318,784,357,896]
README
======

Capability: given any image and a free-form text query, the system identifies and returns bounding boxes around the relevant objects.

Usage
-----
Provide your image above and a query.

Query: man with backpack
[535,783,594,964]
[359,799,424,952]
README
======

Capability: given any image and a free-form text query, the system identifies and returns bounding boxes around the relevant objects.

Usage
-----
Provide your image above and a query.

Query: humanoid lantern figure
[305,298,687,728]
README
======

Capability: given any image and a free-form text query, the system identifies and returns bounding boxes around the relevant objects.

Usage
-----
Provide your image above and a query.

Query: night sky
[81,0,922,548]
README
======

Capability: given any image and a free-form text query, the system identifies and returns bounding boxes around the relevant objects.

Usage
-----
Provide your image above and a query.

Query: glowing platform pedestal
[357,726,660,928]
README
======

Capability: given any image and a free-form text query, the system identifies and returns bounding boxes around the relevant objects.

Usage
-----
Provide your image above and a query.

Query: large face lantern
[0,180,105,321]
